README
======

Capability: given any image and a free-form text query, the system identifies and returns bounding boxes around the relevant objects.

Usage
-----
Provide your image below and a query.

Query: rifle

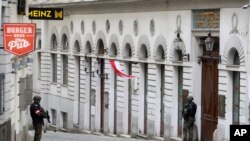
[45,110,51,123]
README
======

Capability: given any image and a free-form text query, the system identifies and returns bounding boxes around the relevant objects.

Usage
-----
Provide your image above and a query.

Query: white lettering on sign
[8,38,30,50]
[6,27,32,34]
[234,129,247,136]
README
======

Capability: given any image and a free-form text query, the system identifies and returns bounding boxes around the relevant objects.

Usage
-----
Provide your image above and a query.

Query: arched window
[110,43,117,57]
[233,51,240,65]
[124,43,132,58]
[85,41,92,54]
[155,45,165,60]
[51,34,57,50]
[62,34,69,50]
[139,44,148,59]
[74,41,81,53]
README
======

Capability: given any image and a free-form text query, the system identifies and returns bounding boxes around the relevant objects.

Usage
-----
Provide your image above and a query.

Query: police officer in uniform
[30,95,48,141]
[182,96,197,141]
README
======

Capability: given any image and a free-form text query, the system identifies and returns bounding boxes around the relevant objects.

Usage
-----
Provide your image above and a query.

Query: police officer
[30,95,48,141]
[182,96,197,141]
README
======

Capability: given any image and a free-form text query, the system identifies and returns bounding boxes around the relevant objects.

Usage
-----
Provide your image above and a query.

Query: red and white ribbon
[110,59,136,78]
[35,110,41,115]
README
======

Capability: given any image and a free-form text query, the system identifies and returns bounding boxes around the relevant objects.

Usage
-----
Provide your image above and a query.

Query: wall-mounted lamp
[174,33,183,50]
[204,31,214,53]
[174,33,190,62]
[94,61,109,79]
[96,57,101,64]
[83,56,95,77]
[95,61,100,74]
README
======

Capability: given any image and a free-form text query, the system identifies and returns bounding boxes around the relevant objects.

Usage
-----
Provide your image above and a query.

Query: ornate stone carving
[175,15,182,34]
[92,20,96,35]
[230,13,239,34]
[150,19,155,36]
[119,20,123,35]
[133,20,138,36]
[106,20,110,34]
[81,20,84,34]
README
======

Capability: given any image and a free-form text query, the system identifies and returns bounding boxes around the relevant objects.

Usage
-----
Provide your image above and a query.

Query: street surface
[41,131,155,141]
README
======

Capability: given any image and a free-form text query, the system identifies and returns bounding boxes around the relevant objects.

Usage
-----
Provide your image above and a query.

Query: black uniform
[182,101,197,141]
[182,102,197,121]
[30,102,47,141]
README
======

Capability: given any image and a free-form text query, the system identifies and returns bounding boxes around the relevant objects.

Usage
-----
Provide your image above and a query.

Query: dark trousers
[183,118,195,141]
[33,123,43,141]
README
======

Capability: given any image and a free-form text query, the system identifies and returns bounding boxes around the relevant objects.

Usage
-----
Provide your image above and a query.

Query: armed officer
[182,96,197,141]
[30,95,49,141]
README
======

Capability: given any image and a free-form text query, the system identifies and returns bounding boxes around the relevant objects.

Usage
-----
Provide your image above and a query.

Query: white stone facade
[1,0,34,141]
[29,0,250,140]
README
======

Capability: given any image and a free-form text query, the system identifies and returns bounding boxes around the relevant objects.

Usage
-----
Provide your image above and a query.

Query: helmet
[33,95,41,101]
[186,96,193,102]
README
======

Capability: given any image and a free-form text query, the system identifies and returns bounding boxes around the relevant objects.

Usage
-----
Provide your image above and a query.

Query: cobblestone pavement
[41,131,156,141]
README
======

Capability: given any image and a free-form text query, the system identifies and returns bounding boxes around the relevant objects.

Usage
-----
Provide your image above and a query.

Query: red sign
[3,23,36,56]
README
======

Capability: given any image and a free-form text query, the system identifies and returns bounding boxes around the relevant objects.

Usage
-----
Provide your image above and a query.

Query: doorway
[177,67,183,137]
[160,65,165,137]
[143,63,148,135]
[200,37,219,141]
[128,62,132,134]
[114,72,117,134]
[74,56,80,126]
[98,40,105,133]
[233,71,240,125]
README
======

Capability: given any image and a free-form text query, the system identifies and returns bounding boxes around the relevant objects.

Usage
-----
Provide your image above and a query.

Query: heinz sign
[3,23,36,56]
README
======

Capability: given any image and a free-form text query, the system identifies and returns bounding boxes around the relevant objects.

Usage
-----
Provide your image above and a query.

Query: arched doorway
[124,43,133,134]
[155,45,165,137]
[85,41,92,131]
[231,49,240,125]
[73,40,81,127]
[139,44,148,135]
[110,43,118,134]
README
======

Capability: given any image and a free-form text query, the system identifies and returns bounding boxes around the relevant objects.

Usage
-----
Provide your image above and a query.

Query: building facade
[29,0,250,140]
[1,0,34,141]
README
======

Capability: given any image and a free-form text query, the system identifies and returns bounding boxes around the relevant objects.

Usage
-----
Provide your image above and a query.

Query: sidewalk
[27,130,155,141]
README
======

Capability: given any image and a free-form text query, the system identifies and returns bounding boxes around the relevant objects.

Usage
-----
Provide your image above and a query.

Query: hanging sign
[28,8,63,20]
[3,23,36,56]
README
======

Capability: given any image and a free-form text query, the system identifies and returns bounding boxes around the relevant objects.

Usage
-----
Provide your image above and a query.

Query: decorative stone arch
[49,27,59,48]
[108,34,120,56]
[222,35,245,66]
[153,35,167,60]
[137,35,151,58]
[122,34,135,57]
[71,32,82,52]
[169,37,187,61]
[95,31,107,54]
[83,33,94,54]
[60,25,70,49]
